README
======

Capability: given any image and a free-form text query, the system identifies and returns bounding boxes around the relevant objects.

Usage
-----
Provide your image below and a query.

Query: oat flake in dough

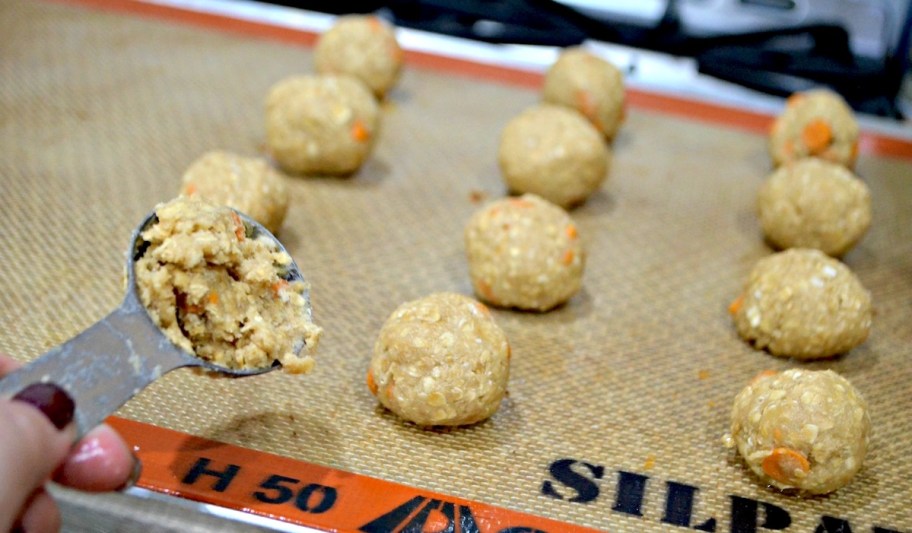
[134,196,321,374]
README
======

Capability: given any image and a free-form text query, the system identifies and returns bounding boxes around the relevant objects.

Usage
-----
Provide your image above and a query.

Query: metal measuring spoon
[0,208,313,439]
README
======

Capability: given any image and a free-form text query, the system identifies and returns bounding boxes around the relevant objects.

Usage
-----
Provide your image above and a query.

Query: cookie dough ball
[181,150,289,234]
[368,292,510,426]
[134,196,322,374]
[543,47,625,139]
[499,104,609,208]
[465,194,584,311]
[724,369,870,495]
[314,15,403,99]
[758,158,871,257]
[730,248,871,359]
[769,89,859,168]
[265,74,379,175]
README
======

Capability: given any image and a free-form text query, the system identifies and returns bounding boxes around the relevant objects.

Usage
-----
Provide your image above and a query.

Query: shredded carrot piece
[230,211,245,241]
[351,119,370,142]
[850,139,860,164]
[786,93,805,108]
[566,224,578,240]
[271,279,289,297]
[183,183,197,196]
[643,455,656,471]
[182,302,204,314]
[750,369,779,385]
[574,89,604,131]
[508,197,533,208]
[773,428,783,443]
[762,447,810,484]
[561,249,575,265]
[469,190,487,204]
[366,370,378,396]
[385,383,395,401]
[728,294,745,315]
[769,119,780,136]
[208,292,219,305]
[802,119,833,154]
[575,89,595,118]
[177,292,203,314]
[368,16,382,31]
[477,280,495,302]
[474,301,491,316]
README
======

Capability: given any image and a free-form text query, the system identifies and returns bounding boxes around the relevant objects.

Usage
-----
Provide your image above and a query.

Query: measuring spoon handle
[0,294,194,439]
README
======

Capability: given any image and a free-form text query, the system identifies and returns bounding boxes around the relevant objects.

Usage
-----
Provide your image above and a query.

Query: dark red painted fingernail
[12,383,75,430]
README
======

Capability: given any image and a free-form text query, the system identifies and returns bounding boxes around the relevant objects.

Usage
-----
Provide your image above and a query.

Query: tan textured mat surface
[1,1,911,530]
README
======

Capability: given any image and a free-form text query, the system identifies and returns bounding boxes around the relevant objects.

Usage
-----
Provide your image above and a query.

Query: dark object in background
[263,0,912,118]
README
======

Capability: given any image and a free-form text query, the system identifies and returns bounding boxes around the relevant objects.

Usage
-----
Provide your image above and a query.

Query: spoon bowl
[0,206,313,438]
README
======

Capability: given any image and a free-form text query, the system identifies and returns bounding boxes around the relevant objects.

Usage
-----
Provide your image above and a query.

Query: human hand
[0,355,137,532]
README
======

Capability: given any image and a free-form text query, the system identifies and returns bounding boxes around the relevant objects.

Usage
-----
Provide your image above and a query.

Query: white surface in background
[559,0,902,60]
[144,0,911,138]
[557,0,666,26]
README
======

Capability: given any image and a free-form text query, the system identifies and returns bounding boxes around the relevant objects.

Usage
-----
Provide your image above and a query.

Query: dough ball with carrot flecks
[464,194,585,311]
[758,157,871,257]
[499,104,610,208]
[314,15,404,99]
[723,369,870,495]
[181,150,289,235]
[730,248,871,359]
[368,292,510,426]
[769,89,859,168]
[543,47,626,140]
[265,74,379,175]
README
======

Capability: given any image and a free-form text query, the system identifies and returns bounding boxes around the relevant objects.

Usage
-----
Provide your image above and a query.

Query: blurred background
[257,0,912,119]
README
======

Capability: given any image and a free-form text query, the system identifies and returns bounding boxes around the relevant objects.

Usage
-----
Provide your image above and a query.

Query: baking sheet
[1,1,911,531]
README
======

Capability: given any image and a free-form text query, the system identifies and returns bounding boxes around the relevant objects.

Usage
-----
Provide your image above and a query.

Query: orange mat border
[57,0,912,161]
[109,417,601,532]
[43,0,912,530]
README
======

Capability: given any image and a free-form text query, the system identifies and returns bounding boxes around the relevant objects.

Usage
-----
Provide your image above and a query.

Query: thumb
[0,387,75,532]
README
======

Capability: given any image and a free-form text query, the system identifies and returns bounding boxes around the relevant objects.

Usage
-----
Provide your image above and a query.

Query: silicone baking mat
[1,1,911,531]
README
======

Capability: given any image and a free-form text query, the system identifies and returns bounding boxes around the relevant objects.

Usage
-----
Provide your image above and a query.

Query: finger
[15,487,61,533]
[0,354,21,376]
[55,424,138,492]
[0,400,72,532]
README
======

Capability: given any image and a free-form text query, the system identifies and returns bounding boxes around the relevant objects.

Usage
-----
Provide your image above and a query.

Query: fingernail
[12,383,75,430]
[118,453,143,491]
